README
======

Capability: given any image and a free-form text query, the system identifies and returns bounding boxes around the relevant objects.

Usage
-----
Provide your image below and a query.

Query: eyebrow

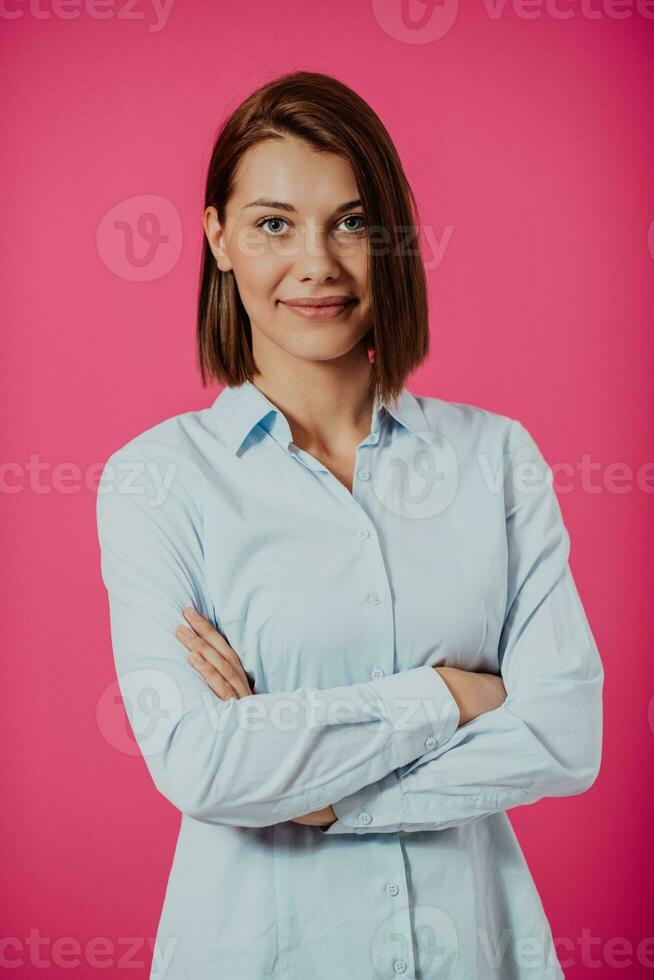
[241,198,362,214]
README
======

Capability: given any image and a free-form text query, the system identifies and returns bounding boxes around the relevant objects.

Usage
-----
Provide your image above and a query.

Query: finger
[175,625,251,699]
[182,608,253,694]
[187,649,239,700]
[182,607,232,656]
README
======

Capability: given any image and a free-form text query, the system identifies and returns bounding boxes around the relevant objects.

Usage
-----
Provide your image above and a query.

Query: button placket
[355,440,416,980]
[375,844,418,979]
[352,500,392,688]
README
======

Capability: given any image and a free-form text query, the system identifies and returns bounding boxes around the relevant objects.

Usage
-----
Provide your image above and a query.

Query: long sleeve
[96,445,461,828]
[322,419,604,834]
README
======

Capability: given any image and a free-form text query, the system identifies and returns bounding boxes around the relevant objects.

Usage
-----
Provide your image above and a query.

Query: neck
[249,350,375,456]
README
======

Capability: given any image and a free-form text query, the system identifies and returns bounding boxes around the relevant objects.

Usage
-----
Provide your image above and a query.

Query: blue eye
[257,217,288,237]
[337,215,366,233]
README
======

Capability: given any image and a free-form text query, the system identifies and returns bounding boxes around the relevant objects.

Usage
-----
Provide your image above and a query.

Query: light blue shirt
[96,379,604,980]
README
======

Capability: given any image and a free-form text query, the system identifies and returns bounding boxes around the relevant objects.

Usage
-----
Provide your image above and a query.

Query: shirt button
[368,592,382,605]
[371,666,385,680]
[357,528,370,540]
[358,811,372,826]
[424,734,437,751]
[393,960,408,974]
[357,468,371,482]
[385,883,400,897]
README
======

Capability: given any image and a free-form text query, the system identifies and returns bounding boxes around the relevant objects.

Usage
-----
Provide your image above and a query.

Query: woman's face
[204,136,373,366]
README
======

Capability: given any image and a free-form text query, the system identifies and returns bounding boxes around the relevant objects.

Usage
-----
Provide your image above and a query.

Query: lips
[279,297,356,321]
[280,296,354,308]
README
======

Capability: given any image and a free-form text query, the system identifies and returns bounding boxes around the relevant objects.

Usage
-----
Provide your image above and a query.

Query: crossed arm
[96,419,604,834]
[174,609,507,829]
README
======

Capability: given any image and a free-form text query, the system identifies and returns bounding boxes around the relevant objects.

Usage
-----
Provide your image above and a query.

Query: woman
[97,71,604,980]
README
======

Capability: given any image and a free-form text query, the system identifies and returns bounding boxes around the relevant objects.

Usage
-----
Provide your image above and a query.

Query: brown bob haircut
[196,70,430,407]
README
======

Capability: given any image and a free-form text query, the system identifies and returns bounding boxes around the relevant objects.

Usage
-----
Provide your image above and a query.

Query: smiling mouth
[279,298,356,321]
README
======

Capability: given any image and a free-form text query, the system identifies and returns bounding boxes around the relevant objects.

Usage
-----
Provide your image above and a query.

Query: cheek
[343,242,369,282]
[230,226,283,284]
[231,256,284,320]
[346,253,371,312]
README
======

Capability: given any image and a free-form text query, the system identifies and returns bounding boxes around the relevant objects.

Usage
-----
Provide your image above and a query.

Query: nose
[291,218,342,282]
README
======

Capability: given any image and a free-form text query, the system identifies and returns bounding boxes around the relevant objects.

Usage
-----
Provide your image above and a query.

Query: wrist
[434,666,471,726]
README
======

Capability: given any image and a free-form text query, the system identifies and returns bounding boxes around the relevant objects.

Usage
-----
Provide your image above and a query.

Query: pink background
[3,2,653,977]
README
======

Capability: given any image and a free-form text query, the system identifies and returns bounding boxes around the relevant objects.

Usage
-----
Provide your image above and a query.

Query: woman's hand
[290,805,337,828]
[175,607,254,700]
[435,666,507,727]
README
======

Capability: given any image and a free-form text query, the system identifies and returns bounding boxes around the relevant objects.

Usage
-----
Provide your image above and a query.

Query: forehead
[230,137,358,212]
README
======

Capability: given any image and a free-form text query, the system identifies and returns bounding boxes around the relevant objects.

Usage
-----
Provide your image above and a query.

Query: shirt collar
[210,379,431,456]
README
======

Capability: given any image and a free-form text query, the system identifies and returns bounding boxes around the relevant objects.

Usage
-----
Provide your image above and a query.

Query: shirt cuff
[321,772,404,834]
[369,663,461,769]
[320,665,460,835]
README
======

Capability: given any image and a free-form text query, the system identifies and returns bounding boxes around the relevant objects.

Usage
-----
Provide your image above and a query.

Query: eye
[336,214,366,234]
[256,216,289,237]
